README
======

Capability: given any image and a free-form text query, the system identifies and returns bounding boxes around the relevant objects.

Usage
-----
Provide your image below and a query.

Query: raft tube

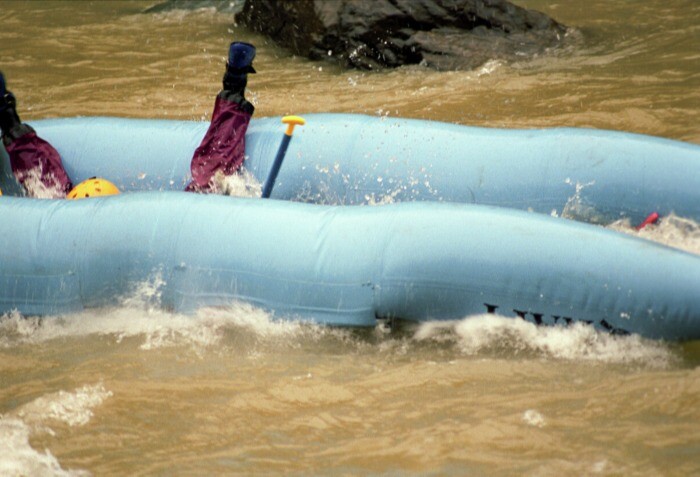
[1,192,700,340]
[1,114,699,224]
[1,115,700,340]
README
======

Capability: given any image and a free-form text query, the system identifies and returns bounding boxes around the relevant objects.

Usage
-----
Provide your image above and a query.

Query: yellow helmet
[67,177,120,200]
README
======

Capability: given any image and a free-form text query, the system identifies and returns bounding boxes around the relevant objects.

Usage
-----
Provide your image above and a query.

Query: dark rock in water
[238,0,568,71]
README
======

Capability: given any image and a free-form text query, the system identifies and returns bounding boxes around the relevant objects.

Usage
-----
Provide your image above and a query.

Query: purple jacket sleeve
[185,91,254,193]
[3,124,72,198]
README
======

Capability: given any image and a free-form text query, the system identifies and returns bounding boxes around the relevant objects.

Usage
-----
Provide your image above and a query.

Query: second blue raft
[2,114,699,224]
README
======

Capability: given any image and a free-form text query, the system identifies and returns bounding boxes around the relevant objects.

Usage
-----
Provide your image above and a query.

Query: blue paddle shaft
[262,133,292,198]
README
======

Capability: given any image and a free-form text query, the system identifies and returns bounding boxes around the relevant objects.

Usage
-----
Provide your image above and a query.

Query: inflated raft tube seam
[2,114,698,224]
[1,192,699,340]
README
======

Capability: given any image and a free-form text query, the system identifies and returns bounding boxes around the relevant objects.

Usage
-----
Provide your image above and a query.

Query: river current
[1,1,699,475]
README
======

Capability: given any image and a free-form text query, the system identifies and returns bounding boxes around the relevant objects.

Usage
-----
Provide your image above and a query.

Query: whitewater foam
[556,178,601,223]
[213,167,262,198]
[14,383,113,428]
[0,256,681,369]
[415,314,675,368]
[0,383,110,477]
[14,167,67,199]
[0,300,329,355]
[0,418,87,477]
[609,213,700,256]
[1,307,678,366]
[522,409,546,428]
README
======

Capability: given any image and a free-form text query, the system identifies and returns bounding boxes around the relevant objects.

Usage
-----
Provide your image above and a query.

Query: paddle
[262,115,305,198]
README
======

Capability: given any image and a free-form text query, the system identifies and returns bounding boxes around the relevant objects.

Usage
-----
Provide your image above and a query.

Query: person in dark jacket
[0,41,256,198]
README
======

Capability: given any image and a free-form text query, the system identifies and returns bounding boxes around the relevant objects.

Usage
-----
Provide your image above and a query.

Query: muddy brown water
[1,1,699,475]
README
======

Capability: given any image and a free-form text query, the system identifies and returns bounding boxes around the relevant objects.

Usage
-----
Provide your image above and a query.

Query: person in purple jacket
[0,41,256,198]
[0,71,73,198]
[185,41,256,193]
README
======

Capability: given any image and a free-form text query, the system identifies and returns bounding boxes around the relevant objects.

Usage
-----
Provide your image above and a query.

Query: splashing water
[522,409,546,428]
[414,314,676,368]
[558,178,601,222]
[1,307,678,368]
[292,160,439,206]
[0,306,240,352]
[552,178,700,256]
[608,213,700,256]
[0,301,339,357]
[0,418,87,477]
[14,167,67,199]
[209,167,262,197]
[472,59,503,78]
[0,383,111,477]
[364,189,400,205]
[14,384,113,428]
[0,267,338,354]
[0,243,683,365]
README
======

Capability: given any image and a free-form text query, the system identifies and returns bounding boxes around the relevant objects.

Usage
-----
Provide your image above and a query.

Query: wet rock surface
[238,0,569,70]
[143,0,569,71]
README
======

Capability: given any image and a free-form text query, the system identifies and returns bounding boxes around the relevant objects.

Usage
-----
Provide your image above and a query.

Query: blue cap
[228,42,256,73]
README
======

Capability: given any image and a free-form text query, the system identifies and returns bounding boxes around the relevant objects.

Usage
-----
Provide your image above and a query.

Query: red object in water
[636,212,660,230]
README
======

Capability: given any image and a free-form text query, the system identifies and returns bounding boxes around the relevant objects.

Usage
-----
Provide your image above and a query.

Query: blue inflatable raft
[1,115,699,340]
[3,114,699,223]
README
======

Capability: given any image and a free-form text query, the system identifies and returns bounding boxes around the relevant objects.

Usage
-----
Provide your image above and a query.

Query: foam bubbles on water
[0,418,87,477]
[559,179,601,222]
[0,383,110,477]
[365,190,399,205]
[608,213,700,255]
[0,300,321,354]
[0,307,228,352]
[2,307,679,366]
[119,272,166,310]
[0,274,306,351]
[475,59,502,77]
[0,267,681,365]
[15,383,113,428]
[0,310,43,347]
[14,167,67,199]
[198,304,309,339]
[209,168,262,197]
[522,409,546,428]
[415,314,675,368]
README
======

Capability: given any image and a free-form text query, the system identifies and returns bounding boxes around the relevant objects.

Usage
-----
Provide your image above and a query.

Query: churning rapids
[2,1,700,475]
